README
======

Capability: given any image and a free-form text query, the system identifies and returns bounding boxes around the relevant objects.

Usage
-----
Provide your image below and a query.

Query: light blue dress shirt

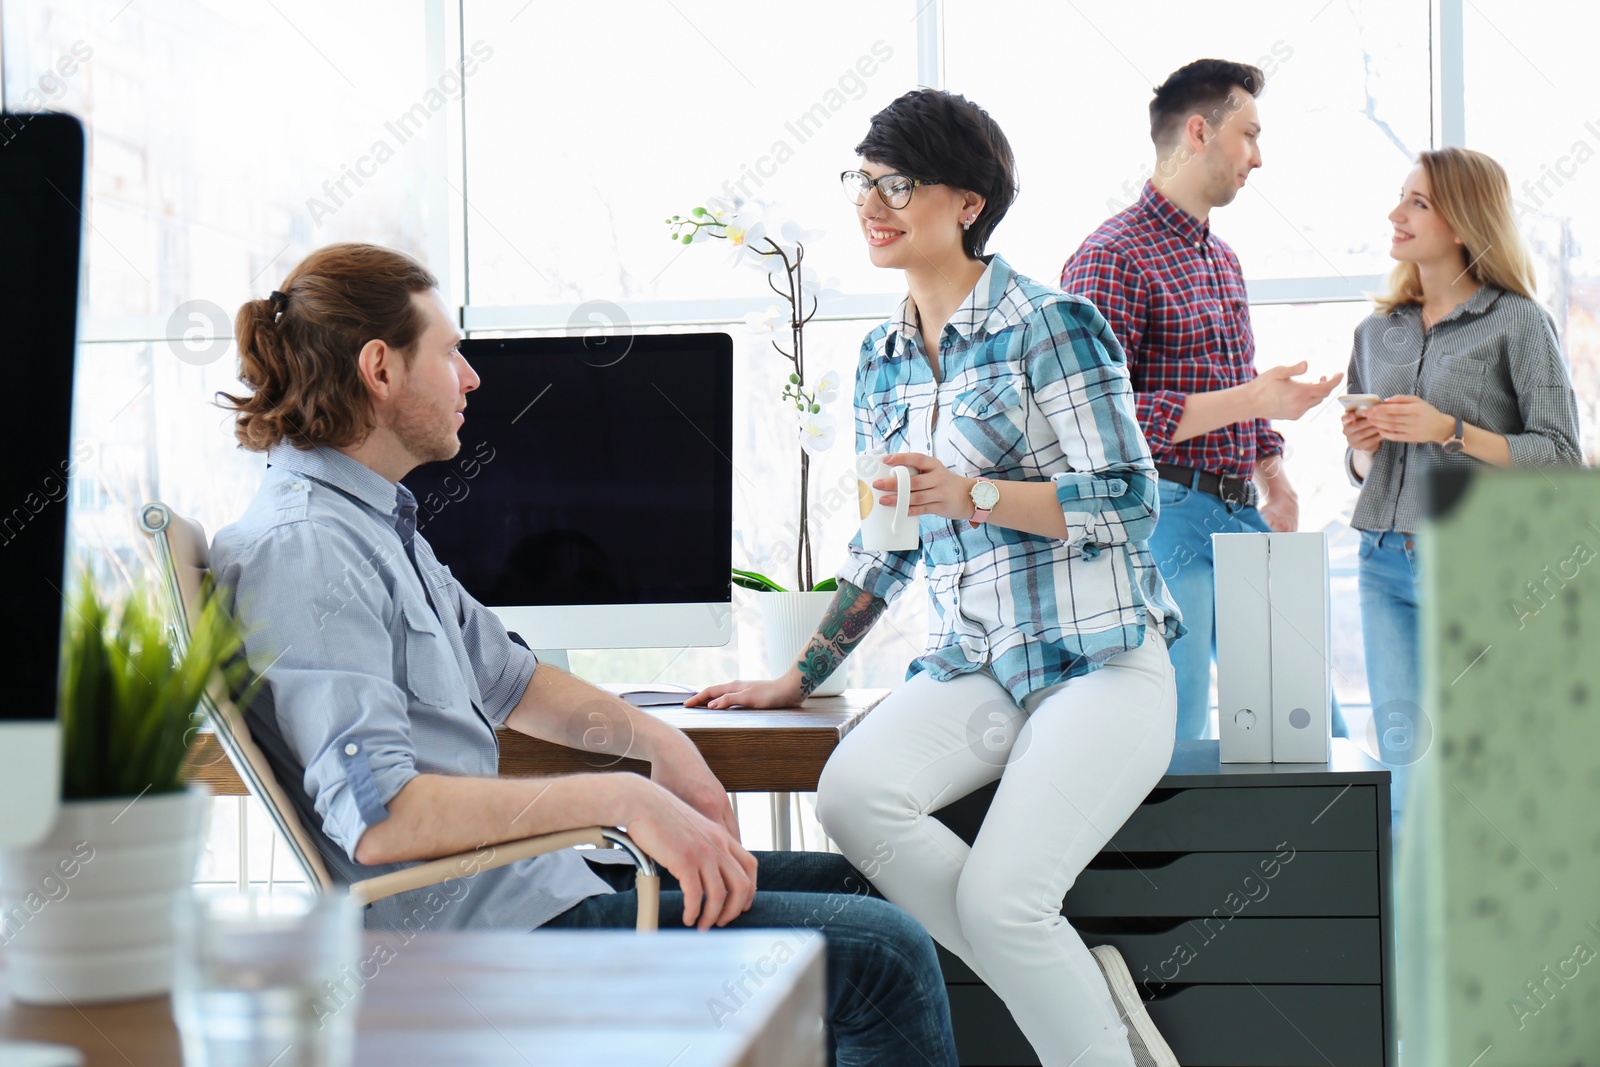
[210,442,613,931]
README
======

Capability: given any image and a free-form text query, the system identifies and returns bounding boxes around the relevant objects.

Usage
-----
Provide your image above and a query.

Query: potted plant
[0,571,245,1004]
[668,202,850,695]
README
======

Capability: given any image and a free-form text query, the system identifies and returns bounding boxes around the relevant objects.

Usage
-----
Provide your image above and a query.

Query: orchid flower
[814,370,840,406]
[798,410,837,454]
[745,306,786,335]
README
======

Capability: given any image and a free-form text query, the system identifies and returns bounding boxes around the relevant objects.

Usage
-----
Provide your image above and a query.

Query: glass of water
[173,890,363,1067]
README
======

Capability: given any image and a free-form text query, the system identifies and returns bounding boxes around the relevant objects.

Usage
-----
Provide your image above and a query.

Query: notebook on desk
[1400,467,1600,1065]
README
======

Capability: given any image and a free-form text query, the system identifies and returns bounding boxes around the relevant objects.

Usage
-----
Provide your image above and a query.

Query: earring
[962,216,974,230]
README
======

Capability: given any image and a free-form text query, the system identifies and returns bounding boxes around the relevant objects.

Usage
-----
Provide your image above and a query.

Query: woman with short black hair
[691,89,1185,1066]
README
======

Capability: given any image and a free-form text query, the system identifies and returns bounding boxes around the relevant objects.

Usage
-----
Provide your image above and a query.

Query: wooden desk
[1,930,825,1067]
[185,689,889,796]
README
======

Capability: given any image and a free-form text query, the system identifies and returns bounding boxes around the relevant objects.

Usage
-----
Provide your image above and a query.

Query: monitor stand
[531,649,571,673]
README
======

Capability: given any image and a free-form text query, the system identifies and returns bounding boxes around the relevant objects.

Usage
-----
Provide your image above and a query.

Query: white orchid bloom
[814,369,841,405]
[722,218,774,270]
[798,410,837,454]
[797,265,825,298]
[745,306,786,334]
[723,216,765,250]
[781,219,824,245]
[751,250,792,277]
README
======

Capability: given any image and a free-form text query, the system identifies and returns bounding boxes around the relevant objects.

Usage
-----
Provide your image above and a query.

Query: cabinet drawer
[1149,984,1385,1066]
[933,783,1377,853]
[938,918,1381,986]
[1091,917,1382,985]
[1063,851,1378,917]
[1110,785,1377,852]
[948,982,1384,1066]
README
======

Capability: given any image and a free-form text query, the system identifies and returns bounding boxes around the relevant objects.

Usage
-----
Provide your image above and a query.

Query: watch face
[1443,440,1464,454]
[972,479,1000,509]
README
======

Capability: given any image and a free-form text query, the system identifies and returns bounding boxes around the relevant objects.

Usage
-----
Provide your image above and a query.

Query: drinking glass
[173,890,362,1067]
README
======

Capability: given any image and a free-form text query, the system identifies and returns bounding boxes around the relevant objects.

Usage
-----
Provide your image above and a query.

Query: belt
[1155,462,1258,508]
[1371,530,1415,550]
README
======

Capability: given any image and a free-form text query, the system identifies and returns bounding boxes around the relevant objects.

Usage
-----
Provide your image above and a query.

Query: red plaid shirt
[1060,181,1283,480]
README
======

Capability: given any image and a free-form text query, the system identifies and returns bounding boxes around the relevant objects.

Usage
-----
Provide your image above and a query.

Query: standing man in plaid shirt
[1061,59,1348,741]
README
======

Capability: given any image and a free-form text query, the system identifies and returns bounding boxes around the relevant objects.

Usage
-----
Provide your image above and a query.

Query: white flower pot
[761,590,847,697]
[0,785,210,1004]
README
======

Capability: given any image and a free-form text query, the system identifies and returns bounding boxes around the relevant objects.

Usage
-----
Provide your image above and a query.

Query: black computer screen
[404,333,734,607]
[0,113,83,723]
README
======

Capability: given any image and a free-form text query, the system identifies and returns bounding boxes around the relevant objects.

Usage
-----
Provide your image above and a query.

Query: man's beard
[1209,160,1243,208]
[390,387,460,465]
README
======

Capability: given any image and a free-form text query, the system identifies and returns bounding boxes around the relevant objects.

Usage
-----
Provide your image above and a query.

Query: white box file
[1214,531,1332,763]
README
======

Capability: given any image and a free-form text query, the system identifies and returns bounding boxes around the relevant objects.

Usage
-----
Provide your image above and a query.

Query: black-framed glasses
[840,170,943,210]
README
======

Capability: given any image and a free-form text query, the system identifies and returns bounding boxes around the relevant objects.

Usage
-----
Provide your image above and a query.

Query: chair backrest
[139,501,336,894]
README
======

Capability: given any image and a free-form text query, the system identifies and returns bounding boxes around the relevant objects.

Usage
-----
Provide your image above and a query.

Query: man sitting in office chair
[210,242,958,1067]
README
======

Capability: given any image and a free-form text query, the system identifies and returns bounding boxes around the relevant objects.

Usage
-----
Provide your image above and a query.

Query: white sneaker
[1090,944,1181,1067]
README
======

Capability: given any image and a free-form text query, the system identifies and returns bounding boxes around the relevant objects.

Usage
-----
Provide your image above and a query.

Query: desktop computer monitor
[0,113,85,847]
[404,332,734,654]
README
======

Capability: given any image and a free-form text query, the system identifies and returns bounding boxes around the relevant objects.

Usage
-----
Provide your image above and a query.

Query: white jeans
[816,632,1177,1067]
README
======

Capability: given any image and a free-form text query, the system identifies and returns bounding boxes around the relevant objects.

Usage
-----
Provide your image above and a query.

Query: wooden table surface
[0,929,826,1067]
[185,689,890,795]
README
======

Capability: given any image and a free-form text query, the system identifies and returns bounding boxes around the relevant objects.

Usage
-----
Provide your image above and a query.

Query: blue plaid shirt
[837,255,1184,705]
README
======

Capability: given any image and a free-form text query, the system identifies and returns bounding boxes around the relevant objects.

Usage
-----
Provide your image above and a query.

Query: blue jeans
[1358,529,1422,821]
[544,849,958,1067]
[1152,478,1349,742]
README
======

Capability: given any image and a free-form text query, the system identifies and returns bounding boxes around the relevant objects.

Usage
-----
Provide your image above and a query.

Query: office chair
[138,501,660,931]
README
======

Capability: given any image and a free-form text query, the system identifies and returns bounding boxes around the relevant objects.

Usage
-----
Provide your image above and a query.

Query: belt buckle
[1219,475,1249,511]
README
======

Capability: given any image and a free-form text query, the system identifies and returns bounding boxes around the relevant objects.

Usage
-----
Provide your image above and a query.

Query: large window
[8,0,1600,862]
[1462,0,1600,460]
[461,0,920,308]
[2,0,438,560]
[943,0,1431,285]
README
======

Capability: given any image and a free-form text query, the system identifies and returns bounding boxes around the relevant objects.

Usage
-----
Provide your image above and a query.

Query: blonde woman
[1342,147,1581,823]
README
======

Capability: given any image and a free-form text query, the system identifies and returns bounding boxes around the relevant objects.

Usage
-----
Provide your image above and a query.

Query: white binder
[1214,531,1332,763]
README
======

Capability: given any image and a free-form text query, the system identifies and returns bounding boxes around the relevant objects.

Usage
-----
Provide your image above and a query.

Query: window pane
[461,0,919,306]
[65,340,262,574]
[1463,0,1600,461]
[943,0,1430,286]
[2,1,433,322]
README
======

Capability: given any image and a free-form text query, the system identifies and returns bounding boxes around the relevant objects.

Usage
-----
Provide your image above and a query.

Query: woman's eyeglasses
[840,170,943,210]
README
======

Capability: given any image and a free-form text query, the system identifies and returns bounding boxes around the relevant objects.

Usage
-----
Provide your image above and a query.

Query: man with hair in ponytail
[211,242,958,1066]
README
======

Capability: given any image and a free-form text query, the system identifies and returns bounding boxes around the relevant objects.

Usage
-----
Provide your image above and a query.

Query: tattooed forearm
[796,580,887,696]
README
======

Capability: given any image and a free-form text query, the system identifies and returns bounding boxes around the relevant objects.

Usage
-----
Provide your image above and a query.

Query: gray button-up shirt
[210,442,612,931]
[1345,286,1582,534]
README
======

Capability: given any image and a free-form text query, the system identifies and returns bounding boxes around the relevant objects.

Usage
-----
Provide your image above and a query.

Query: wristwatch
[969,477,1000,524]
[1442,415,1466,455]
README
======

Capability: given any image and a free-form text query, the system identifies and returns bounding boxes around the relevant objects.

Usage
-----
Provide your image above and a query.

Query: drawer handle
[1085,852,1190,872]
[1139,983,1192,1003]
[1075,917,1193,936]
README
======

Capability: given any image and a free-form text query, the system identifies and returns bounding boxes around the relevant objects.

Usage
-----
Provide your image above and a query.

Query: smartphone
[1338,393,1382,412]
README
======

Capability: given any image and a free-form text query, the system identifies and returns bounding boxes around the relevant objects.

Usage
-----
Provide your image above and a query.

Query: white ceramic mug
[857,453,918,552]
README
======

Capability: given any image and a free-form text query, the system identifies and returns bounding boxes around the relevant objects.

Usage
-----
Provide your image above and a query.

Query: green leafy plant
[732,567,837,594]
[58,572,248,800]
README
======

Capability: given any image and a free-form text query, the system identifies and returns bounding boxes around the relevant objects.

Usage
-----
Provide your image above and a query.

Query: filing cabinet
[931,739,1394,1066]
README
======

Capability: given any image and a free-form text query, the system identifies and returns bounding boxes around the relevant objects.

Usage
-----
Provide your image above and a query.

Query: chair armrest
[348,827,660,932]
